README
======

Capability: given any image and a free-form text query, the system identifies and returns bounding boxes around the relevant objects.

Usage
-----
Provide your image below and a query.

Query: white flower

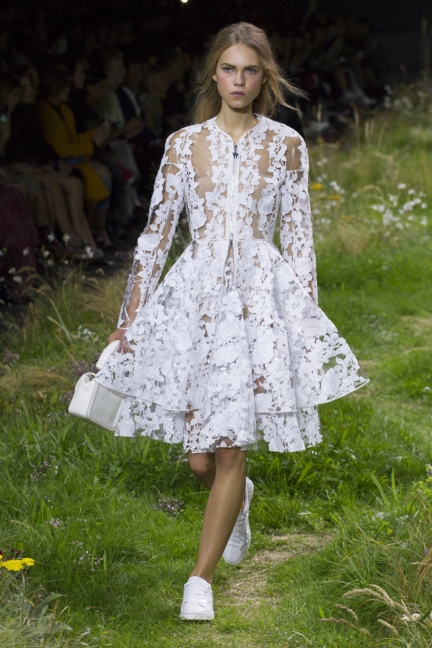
[421,217,428,226]
[8,267,16,274]
[12,275,23,284]
[382,210,396,226]
[371,204,386,213]
[47,233,55,242]
[22,247,29,257]
[62,233,71,244]
[42,249,50,258]
[421,203,427,209]
[407,189,416,195]
[397,183,406,189]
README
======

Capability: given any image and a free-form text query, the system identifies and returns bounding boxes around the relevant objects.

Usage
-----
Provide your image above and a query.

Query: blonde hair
[193,22,304,124]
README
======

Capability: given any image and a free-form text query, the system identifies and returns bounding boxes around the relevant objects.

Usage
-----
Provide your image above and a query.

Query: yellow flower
[327,194,342,201]
[20,558,35,567]
[311,183,323,191]
[0,558,35,571]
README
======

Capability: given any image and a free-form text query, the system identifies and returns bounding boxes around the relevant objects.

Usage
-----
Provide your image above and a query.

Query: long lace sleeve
[118,133,185,327]
[279,134,318,303]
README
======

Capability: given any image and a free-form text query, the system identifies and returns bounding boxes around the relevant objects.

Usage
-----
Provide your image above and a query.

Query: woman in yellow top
[37,67,112,247]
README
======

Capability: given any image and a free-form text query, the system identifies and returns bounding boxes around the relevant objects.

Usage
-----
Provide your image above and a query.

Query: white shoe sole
[180,611,214,621]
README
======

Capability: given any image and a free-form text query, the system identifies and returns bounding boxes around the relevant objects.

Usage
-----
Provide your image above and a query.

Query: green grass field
[1,90,432,647]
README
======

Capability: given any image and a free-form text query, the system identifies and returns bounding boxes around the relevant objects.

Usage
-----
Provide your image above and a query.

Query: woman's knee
[215,447,246,474]
[188,452,215,480]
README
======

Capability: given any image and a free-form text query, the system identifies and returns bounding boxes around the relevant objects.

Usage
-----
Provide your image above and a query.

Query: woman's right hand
[108,328,131,353]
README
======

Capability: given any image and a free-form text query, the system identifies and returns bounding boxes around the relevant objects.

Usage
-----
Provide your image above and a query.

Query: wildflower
[421,217,428,226]
[311,183,323,191]
[69,360,91,376]
[47,233,55,242]
[327,194,341,201]
[3,349,19,364]
[0,557,35,571]
[12,276,23,284]
[42,249,50,258]
[76,325,98,342]
[156,497,184,517]
[62,233,71,244]
[371,204,386,213]
[421,203,427,209]
[397,183,406,190]
[48,518,62,528]
[30,461,51,482]
[22,247,29,257]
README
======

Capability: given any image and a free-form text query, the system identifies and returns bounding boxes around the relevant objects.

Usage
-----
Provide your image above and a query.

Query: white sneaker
[180,576,214,620]
[223,477,254,565]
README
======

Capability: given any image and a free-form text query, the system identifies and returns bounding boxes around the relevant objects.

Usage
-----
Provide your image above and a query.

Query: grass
[1,86,432,646]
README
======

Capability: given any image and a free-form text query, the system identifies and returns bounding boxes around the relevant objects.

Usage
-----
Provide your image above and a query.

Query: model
[95,22,368,620]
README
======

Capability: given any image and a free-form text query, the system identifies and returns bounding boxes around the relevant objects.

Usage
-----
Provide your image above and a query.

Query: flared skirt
[95,239,368,453]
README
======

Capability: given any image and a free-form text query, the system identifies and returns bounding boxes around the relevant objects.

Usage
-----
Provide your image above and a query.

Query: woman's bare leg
[57,175,96,247]
[38,174,81,246]
[188,447,247,584]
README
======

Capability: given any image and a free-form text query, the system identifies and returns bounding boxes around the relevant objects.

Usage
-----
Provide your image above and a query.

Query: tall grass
[1,85,432,646]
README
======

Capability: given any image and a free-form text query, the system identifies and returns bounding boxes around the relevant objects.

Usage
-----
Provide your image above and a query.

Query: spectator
[37,67,111,249]
[6,68,98,257]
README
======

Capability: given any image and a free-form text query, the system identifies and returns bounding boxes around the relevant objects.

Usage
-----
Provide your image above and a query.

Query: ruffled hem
[96,238,368,453]
[115,396,322,454]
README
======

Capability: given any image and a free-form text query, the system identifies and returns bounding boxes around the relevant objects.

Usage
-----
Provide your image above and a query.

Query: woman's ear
[212,74,217,81]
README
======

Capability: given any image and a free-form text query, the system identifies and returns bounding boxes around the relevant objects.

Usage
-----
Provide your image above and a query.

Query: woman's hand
[92,122,111,147]
[108,327,131,353]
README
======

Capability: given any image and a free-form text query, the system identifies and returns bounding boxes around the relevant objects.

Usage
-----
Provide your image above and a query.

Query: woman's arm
[109,132,185,348]
[279,133,318,303]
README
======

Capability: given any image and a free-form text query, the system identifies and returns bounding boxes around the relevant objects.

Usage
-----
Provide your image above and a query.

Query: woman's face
[213,44,265,111]
[7,87,21,112]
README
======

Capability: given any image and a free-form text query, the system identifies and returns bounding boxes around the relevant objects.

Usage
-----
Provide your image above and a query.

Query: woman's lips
[231,92,245,97]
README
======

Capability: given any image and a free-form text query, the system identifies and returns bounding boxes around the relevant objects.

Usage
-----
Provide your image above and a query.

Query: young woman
[97,23,368,620]
[37,67,112,248]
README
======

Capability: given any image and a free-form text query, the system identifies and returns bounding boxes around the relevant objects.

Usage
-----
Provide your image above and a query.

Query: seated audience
[37,67,111,248]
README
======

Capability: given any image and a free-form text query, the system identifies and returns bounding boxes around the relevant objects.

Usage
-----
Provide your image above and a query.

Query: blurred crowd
[0,0,383,305]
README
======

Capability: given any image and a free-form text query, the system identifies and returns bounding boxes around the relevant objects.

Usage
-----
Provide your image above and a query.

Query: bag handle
[95,340,120,370]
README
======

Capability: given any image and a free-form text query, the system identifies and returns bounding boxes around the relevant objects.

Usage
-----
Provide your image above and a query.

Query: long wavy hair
[193,22,304,124]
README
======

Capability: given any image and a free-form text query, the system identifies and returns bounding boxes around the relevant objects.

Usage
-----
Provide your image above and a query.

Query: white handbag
[68,340,125,431]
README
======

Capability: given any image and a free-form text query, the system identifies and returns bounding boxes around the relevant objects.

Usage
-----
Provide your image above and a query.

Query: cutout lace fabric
[95,115,368,453]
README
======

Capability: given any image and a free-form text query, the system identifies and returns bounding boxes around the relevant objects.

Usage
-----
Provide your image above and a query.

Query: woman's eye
[222,67,232,73]
[246,69,257,74]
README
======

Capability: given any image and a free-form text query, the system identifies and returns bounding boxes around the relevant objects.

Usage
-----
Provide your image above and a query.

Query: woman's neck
[216,102,257,144]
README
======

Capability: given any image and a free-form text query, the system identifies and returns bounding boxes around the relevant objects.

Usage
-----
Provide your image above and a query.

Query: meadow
[1,85,432,647]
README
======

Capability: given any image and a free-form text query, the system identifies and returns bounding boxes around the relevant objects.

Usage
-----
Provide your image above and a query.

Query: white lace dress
[95,114,368,453]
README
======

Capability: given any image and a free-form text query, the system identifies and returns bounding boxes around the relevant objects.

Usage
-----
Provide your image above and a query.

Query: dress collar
[207,113,265,144]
